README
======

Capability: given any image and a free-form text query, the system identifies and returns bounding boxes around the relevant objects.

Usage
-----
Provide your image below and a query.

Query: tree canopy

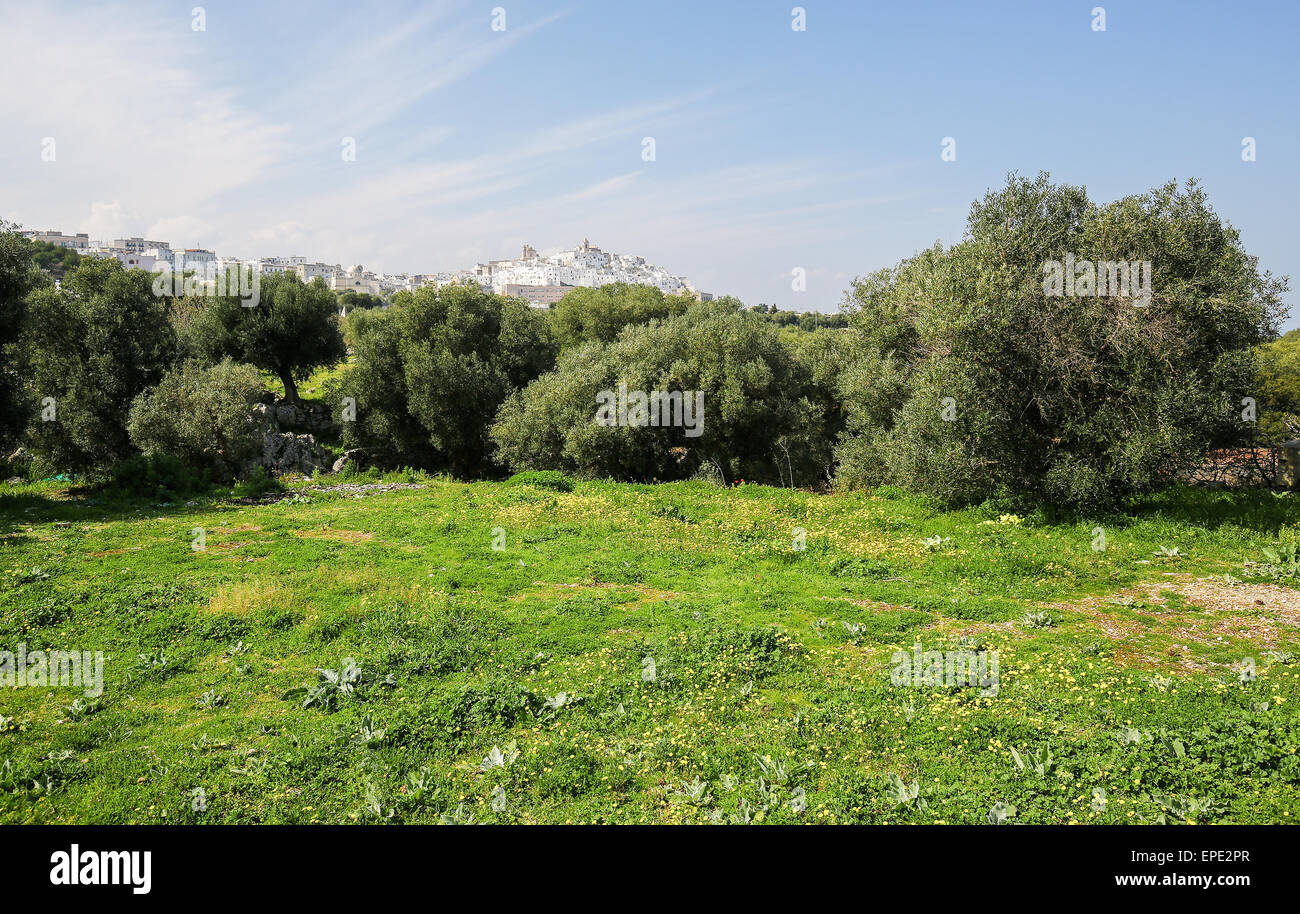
[184,272,346,403]
[339,282,556,475]
[23,257,179,474]
[0,224,40,451]
[836,173,1288,507]
[492,301,826,485]
[550,283,694,349]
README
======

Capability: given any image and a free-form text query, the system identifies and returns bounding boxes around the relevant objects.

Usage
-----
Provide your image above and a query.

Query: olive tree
[491,301,829,485]
[550,283,693,350]
[836,173,1288,508]
[24,257,179,474]
[340,282,556,475]
[184,272,345,403]
[0,224,39,452]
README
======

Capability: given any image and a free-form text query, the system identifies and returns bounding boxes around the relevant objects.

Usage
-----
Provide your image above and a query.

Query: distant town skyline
[17,228,716,306]
[2,0,1297,319]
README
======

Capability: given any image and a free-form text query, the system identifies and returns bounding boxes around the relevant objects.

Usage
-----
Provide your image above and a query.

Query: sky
[1,0,1297,320]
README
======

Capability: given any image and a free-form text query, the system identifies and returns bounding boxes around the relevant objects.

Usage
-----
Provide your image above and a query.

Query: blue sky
[1,0,1296,320]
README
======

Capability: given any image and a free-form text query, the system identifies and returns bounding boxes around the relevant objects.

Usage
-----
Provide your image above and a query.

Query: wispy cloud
[0,2,286,233]
[272,6,572,141]
[0,1,970,309]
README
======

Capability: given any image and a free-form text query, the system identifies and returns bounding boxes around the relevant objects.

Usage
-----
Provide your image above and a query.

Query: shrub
[787,328,859,486]
[127,359,266,481]
[491,302,832,486]
[831,346,911,491]
[108,453,207,498]
[232,465,282,498]
[339,282,556,476]
[23,257,180,476]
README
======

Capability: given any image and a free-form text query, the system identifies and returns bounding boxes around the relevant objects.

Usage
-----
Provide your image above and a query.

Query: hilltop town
[19,230,711,305]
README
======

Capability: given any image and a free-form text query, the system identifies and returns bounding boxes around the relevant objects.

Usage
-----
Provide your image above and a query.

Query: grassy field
[2,474,1299,824]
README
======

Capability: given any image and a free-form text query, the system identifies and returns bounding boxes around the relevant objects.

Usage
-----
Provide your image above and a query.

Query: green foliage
[0,225,40,450]
[340,282,556,475]
[23,256,179,475]
[127,359,267,480]
[451,679,540,729]
[748,304,849,331]
[787,328,858,485]
[107,453,208,498]
[987,801,1017,824]
[282,657,395,711]
[885,773,926,810]
[232,465,282,498]
[837,173,1288,508]
[1246,542,1300,582]
[549,282,692,349]
[830,344,910,490]
[1254,328,1300,443]
[27,240,81,280]
[336,290,385,312]
[491,301,831,486]
[182,272,345,403]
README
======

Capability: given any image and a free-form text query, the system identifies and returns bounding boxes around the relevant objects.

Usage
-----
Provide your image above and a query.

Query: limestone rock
[271,400,340,437]
[256,431,330,476]
[332,448,367,474]
[5,447,31,473]
[242,398,333,477]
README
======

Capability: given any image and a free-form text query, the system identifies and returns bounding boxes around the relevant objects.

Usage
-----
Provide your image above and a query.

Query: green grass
[1,478,1298,824]
[259,361,351,404]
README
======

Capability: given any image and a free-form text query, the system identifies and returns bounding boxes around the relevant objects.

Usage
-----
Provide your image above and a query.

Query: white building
[106,250,159,271]
[113,237,169,255]
[470,239,704,301]
[329,265,381,295]
[24,230,90,251]
[173,248,217,274]
[250,257,293,275]
[16,232,709,304]
[294,261,337,284]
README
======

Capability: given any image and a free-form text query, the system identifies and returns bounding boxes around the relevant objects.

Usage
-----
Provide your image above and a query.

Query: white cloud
[79,200,136,243]
[249,222,310,251]
[0,3,287,232]
[145,215,217,249]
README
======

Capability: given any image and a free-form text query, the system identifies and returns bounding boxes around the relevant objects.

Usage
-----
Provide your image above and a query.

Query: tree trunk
[279,370,300,404]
